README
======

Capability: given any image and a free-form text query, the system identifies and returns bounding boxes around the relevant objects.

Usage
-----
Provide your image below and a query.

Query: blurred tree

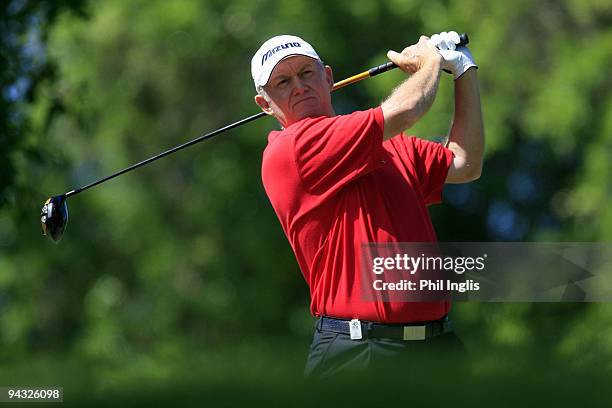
[1,0,87,211]
[1,0,87,358]
[0,0,611,381]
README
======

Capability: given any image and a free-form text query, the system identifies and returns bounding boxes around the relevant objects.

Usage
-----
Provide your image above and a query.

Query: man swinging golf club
[252,31,484,378]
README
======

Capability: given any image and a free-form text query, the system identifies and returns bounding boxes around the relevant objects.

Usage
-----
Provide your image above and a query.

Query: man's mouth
[293,97,316,108]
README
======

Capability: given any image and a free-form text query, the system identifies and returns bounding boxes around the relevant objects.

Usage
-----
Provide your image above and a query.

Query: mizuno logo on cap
[261,42,301,65]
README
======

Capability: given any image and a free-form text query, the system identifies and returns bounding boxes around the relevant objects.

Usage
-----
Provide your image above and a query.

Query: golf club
[41,33,469,243]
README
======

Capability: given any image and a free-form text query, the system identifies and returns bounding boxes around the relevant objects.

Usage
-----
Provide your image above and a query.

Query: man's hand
[429,31,477,80]
[387,36,443,74]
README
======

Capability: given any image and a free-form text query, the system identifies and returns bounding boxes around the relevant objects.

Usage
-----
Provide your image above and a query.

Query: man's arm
[445,67,484,183]
[381,36,443,140]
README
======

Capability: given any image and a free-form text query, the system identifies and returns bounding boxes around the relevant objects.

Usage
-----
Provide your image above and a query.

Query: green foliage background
[1,0,612,404]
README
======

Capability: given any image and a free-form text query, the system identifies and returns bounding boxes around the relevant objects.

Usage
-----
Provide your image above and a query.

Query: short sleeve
[293,108,386,194]
[391,136,454,205]
[411,137,454,204]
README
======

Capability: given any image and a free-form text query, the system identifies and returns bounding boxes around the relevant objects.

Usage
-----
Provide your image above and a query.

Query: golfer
[252,32,484,378]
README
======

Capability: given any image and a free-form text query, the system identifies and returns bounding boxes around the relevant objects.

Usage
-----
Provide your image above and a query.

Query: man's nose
[290,76,307,94]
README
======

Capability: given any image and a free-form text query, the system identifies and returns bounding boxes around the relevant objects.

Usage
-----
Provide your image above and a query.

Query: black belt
[318,315,453,341]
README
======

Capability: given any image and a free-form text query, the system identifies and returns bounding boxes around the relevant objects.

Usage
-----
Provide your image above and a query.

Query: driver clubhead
[41,195,68,243]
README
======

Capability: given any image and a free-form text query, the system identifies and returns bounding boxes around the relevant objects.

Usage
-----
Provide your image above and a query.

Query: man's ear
[325,65,334,90]
[254,94,274,115]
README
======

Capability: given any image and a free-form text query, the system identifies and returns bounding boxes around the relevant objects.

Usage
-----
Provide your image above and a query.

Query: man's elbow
[466,166,482,182]
[459,143,485,182]
[462,159,483,182]
[446,161,482,184]
[447,145,484,183]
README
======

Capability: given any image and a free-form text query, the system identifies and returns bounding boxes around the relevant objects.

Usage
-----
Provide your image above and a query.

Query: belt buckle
[403,325,426,341]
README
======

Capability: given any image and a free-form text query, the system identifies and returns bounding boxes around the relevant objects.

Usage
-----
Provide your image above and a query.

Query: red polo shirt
[261,107,454,323]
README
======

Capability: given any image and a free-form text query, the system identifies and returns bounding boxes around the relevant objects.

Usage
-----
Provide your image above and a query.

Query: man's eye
[277,79,288,87]
[301,70,313,77]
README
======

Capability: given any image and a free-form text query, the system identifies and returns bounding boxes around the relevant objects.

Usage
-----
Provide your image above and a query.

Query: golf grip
[368,32,469,77]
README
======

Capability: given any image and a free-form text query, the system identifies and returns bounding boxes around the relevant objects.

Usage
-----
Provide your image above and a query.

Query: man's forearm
[381,58,442,140]
[447,68,484,181]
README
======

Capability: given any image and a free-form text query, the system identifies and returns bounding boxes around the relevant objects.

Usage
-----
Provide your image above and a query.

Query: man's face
[255,55,334,128]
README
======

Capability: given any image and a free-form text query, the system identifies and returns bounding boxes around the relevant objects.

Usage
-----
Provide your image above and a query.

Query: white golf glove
[429,31,477,79]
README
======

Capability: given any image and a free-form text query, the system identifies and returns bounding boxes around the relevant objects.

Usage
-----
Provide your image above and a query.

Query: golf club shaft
[64,33,469,198]
[65,112,266,197]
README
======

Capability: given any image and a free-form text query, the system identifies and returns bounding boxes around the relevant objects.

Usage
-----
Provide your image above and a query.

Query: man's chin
[295,109,329,121]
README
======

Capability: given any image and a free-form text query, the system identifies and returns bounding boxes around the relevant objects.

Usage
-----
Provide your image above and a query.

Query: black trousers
[304,318,467,379]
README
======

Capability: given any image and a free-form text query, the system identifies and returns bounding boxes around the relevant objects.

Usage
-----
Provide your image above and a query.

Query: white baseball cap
[251,35,322,90]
